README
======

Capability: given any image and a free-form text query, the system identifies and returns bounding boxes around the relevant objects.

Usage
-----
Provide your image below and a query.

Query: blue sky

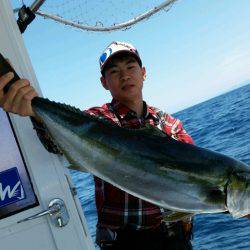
[11,0,250,113]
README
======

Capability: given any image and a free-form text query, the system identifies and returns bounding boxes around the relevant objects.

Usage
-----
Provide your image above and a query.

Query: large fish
[31,97,250,219]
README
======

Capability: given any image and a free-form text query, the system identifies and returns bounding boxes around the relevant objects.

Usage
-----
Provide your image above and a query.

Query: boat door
[0,1,95,249]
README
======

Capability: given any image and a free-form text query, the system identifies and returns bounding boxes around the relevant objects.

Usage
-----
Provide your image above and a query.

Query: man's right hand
[0,72,39,119]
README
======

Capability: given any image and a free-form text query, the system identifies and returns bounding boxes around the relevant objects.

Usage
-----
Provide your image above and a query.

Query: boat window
[0,109,38,219]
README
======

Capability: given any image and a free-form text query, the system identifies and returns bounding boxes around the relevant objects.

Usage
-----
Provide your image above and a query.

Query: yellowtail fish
[31,97,250,219]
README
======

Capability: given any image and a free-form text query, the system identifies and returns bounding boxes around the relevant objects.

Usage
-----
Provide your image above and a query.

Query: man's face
[101,55,146,103]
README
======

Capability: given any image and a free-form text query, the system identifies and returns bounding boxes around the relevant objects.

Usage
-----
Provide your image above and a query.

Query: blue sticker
[0,167,26,208]
[100,52,107,64]
[100,48,113,64]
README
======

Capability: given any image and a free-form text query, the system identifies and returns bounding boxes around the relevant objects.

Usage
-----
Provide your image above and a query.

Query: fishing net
[15,0,179,32]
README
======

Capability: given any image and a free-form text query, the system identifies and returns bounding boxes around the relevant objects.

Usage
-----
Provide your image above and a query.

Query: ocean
[70,84,250,250]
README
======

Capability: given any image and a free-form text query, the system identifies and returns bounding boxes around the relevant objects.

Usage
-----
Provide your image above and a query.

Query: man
[0,41,194,249]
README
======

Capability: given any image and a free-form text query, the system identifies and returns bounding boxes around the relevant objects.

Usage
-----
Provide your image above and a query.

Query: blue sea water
[70,84,250,249]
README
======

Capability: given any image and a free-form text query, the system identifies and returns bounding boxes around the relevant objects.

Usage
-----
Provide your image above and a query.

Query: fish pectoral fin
[162,211,194,222]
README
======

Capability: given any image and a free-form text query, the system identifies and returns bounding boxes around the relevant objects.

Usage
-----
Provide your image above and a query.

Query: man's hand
[0,72,39,119]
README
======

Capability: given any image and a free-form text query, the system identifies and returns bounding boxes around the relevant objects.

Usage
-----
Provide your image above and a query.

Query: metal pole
[30,0,46,12]
[13,0,46,13]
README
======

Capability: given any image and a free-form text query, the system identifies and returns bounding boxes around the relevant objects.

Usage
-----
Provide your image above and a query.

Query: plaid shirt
[86,99,194,230]
[32,99,194,231]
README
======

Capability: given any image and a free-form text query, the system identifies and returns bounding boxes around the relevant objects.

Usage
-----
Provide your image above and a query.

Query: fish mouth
[226,172,250,218]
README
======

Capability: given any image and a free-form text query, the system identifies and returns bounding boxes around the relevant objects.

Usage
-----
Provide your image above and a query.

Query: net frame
[16,0,179,32]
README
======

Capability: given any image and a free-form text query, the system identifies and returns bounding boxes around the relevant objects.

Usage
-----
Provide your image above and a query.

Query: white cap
[99,41,142,74]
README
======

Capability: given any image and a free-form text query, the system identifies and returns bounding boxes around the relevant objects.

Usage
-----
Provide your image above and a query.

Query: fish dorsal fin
[33,97,120,127]
[32,97,83,115]
[139,123,167,138]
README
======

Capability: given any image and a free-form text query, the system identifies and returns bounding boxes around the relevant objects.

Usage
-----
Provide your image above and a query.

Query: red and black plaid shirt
[32,99,193,231]
[86,99,194,230]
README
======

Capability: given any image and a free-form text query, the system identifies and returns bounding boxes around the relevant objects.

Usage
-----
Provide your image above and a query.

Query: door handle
[17,198,69,227]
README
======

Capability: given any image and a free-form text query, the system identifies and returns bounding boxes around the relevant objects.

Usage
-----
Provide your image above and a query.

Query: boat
[0,1,94,249]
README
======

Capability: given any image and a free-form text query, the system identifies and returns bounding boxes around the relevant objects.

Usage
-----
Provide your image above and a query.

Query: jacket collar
[110,99,159,122]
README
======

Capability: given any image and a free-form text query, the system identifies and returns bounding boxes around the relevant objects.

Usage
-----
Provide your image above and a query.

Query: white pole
[0,0,42,94]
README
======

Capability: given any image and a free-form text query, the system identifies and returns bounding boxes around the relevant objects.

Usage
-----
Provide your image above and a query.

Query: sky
[10,0,250,113]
